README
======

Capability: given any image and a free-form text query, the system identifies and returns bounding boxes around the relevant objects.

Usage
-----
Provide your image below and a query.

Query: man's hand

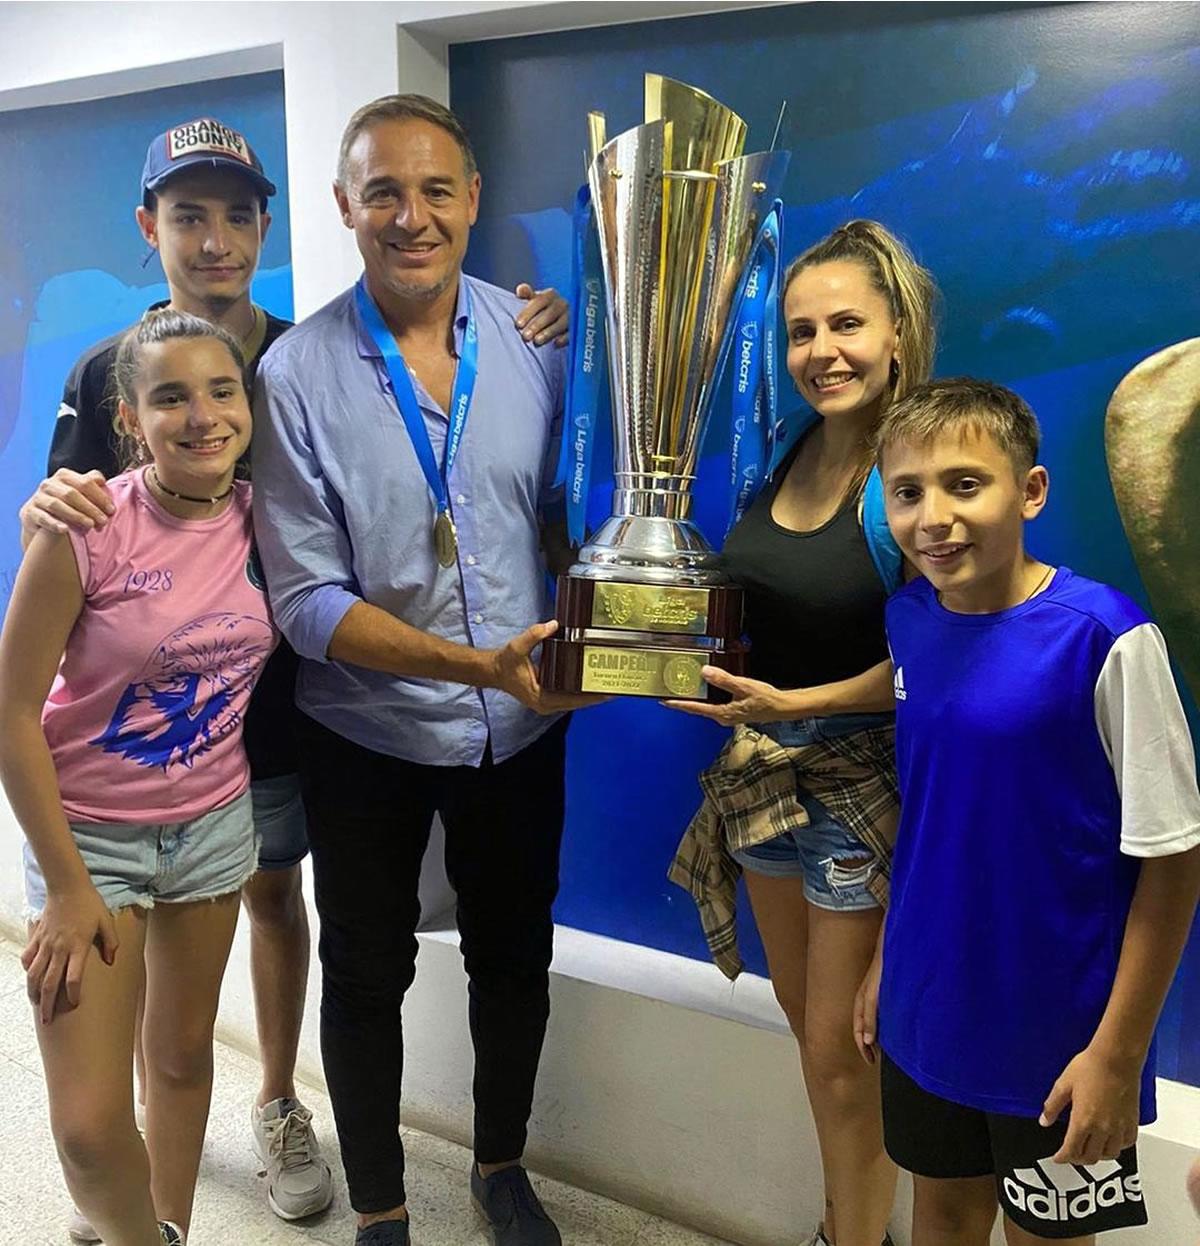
[1040,1045,1142,1164]
[490,619,608,713]
[854,951,883,1064]
[19,469,114,541]
[22,883,119,1024]
[515,283,569,348]
[663,666,790,725]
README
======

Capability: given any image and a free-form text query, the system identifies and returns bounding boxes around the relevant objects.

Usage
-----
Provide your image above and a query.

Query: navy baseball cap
[141,118,277,207]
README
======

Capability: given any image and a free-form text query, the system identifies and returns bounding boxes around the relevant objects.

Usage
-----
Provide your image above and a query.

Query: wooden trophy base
[539,575,746,702]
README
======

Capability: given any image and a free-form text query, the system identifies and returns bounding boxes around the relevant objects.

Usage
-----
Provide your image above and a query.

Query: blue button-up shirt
[251,275,565,766]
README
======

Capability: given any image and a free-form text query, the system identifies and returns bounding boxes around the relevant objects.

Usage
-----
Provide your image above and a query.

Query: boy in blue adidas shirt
[856,378,1200,1244]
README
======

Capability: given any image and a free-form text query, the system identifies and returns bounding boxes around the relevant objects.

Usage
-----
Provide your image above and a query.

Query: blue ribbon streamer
[562,194,782,543]
[727,202,783,535]
[354,275,477,528]
[559,185,608,547]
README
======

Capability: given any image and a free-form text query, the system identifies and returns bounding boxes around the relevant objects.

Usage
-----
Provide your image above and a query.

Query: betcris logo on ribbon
[737,262,763,396]
[735,462,760,516]
[582,278,601,376]
[571,276,604,507]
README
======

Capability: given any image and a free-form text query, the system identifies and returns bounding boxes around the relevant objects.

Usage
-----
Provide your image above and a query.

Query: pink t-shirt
[43,469,277,823]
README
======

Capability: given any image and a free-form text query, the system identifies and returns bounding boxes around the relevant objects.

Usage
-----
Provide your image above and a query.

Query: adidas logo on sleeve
[893,665,907,701]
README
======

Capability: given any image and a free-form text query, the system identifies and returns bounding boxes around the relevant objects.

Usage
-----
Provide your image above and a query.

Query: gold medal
[433,511,458,568]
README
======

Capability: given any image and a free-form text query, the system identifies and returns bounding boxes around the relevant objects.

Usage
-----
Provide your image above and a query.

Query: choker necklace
[148,466,234,506]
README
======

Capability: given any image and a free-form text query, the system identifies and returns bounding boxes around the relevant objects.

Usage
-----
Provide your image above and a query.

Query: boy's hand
[20,469,114,539]
[1039,1045,1141,1164]
[22,884,119,1024]
[663,667,789,724]
[853,951,883,1064]
[514,283,569,348]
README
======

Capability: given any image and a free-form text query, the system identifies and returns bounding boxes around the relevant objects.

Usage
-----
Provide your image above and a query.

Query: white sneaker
[67,1208,101,1243]
[251,1096,334,1220]
[67,1209,182,1243]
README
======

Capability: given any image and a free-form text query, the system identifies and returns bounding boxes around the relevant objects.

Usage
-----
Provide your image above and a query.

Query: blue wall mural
[450,0,1200,1086]
[0,70,292,613]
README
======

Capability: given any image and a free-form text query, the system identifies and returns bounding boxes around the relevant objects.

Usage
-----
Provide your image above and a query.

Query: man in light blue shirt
[253,95,591,1246]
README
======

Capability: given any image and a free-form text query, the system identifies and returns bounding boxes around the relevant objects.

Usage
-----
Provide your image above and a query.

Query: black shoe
[355,1219,410,1245]
[471,1165,562,1245]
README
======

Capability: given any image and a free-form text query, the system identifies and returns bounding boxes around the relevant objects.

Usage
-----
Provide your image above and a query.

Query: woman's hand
[663,665,792,725]
[22,884,119,1024]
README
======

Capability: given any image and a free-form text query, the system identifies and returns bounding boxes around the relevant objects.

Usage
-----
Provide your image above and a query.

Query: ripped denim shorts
[23,789,258,917]
[729,712,893,912]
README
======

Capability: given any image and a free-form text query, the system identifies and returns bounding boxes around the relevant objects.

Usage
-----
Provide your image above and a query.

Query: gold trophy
[540,75,789,700]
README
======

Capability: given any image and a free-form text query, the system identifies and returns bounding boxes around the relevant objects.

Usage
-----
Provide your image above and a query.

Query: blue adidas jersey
[881,567,1200,1122]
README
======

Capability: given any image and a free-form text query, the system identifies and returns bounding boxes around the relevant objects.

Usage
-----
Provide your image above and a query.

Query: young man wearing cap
[19,115,570,1240]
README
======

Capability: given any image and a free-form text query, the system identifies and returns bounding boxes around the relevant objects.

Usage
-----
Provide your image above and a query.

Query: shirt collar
[353,273,470,361]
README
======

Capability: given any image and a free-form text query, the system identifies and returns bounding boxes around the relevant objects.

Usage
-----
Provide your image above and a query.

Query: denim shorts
[251,773,309,871]
[24,789,258,917]
[730,712,894,912]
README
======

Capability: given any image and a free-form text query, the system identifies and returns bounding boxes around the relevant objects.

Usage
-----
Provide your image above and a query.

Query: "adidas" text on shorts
[881,1052,1148,1239]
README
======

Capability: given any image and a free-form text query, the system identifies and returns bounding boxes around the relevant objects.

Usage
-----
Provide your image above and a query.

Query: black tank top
[720,472,890,690]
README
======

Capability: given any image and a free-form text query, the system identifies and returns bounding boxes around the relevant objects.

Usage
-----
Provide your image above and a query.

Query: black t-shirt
[48,304,301,781]
[720,465,890,691]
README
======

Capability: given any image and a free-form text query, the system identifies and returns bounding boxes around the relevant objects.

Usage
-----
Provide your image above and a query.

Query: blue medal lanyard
[355,276,477,554]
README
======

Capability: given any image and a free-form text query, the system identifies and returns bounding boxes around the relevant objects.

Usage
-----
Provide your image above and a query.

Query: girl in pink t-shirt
[0,310,276,1246]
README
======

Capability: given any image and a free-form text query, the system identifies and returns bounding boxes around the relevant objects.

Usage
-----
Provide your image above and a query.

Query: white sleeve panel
[1094,623,1200,857]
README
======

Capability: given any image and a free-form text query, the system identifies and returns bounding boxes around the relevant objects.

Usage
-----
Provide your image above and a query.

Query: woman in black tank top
[669,221,939,1246]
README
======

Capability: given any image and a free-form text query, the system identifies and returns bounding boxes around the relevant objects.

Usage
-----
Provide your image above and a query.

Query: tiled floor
[0,937,731,1246]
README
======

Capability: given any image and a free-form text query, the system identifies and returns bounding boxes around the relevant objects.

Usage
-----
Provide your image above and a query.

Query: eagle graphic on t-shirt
[90,612,274,771]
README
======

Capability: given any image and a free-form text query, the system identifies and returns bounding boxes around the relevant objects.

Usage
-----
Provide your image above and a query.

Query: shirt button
[456,493,466,504]
[473,612,484,624]
[467,555,477,566]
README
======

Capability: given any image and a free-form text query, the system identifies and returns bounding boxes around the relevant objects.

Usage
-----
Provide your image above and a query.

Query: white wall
[2,4,1198,1244]
[0,0,767,315]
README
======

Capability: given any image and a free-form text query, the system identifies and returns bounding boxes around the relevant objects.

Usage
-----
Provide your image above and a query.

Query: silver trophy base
[571,513,727,586]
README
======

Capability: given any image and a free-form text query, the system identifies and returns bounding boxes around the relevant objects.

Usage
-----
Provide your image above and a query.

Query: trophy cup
[539,75,790,701]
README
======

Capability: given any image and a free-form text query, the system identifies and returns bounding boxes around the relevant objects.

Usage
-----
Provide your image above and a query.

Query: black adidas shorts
[881,1053,1148,1239]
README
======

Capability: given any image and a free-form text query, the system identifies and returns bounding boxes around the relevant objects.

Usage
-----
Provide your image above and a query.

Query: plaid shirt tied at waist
[668,721,899,980]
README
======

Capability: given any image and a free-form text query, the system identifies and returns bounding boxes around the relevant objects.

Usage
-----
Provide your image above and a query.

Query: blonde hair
[784,219,939,405]
[783,220,939,498]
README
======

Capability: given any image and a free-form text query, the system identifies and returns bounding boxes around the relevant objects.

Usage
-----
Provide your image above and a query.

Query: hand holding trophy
[539,75,789,702]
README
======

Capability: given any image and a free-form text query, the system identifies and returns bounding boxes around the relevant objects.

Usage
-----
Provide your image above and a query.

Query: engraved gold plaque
[591,583,710,634]
[579,645,707,698]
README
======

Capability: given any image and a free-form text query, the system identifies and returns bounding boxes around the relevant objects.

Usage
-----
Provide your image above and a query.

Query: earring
[890,359,900,382]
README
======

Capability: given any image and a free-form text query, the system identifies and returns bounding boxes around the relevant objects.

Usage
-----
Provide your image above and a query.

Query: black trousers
[297,712,566,1213]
